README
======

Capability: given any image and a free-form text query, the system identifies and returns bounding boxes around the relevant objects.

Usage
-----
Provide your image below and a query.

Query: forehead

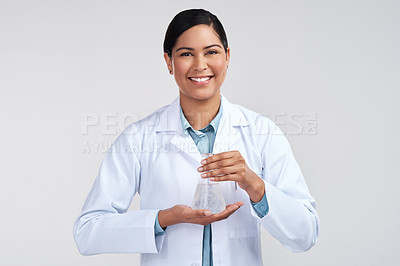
[174,24,222,48]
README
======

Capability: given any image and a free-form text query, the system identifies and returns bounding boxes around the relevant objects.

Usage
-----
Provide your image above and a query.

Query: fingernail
[201,173,207,178]
[197,167,203,172]
[204,210,212,216]
[210,178,215,181]
[201,160,207,165]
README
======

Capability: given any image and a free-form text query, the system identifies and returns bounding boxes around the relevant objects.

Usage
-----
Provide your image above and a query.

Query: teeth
[190,77,211,82]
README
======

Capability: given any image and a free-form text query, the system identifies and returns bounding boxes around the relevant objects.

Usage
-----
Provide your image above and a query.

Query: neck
[180,92,221,131]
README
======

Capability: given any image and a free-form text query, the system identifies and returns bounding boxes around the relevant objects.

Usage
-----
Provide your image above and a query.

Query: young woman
[73,9,319,266]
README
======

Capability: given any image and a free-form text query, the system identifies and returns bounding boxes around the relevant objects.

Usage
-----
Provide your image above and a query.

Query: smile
[189,76,212,82]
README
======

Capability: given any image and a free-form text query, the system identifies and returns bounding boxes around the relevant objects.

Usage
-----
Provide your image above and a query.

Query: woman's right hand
[158,201,244,228]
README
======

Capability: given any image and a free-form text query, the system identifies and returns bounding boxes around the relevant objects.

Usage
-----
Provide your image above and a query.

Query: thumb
[204,210,212,216]
[193,209,211,217]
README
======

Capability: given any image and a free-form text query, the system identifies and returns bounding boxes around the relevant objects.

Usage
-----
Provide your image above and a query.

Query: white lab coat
[73,95,319,266]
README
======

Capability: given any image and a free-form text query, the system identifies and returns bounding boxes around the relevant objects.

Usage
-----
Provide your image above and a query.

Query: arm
[73,132,164,255]
[255,121,319,252]
[73,130,243,255]
[198,119,319,252]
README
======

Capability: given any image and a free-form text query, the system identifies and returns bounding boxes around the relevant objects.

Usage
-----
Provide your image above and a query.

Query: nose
[193,55,207,71]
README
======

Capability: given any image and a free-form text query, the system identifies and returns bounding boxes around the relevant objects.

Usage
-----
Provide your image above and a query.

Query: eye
[206,50,218,55]
[180,52,192,56]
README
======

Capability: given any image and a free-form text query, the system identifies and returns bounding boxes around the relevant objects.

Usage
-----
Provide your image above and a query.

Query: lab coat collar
[155,94,249,133]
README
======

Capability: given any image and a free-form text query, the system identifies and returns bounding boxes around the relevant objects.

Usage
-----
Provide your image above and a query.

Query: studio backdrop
[0,1,399,265]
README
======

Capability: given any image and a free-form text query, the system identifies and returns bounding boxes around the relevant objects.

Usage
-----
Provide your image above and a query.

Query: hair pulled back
[163,9,228,57]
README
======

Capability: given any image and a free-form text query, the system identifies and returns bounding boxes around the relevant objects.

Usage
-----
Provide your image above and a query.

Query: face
[164,24,230,103]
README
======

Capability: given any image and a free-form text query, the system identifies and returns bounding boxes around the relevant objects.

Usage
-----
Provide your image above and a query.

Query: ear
[164,52,173,75]
[225,47,231,67]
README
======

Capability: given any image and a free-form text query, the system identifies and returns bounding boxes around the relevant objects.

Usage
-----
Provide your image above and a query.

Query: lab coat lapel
[213,96,249,153]
[170,134,201,163]
[156,96,202,163]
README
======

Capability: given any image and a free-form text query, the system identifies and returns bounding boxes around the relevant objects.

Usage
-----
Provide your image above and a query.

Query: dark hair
[163,9,228,57]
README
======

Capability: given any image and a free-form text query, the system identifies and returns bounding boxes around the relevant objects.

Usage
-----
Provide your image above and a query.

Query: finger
[202,163,243,179]
[235,201,245,208]
[226,202,245,213]
[226,201,244,211]
[216,202,244,219]
[201,166,233,179]
[209,173,239,182]
[198,157,237,172]
[216,201,244,216]
[200,152,234,167]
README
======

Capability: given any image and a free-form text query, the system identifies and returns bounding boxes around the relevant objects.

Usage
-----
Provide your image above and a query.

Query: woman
[73,9,319,266]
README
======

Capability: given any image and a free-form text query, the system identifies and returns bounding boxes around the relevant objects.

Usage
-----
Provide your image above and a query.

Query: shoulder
[112,103,170,148]
[124,104,168,134]
[227,101,278,136]
[228,102,293,162]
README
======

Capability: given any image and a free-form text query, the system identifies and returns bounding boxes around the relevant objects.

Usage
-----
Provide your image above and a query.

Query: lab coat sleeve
[250,118,320,252]
[73,131,165,255]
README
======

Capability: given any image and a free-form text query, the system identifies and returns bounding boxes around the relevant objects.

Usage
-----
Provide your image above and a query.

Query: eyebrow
[175,44,222,52]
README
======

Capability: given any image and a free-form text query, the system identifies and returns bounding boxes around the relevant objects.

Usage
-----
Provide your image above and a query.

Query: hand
[197,151,265,202]
[158,202,244,228]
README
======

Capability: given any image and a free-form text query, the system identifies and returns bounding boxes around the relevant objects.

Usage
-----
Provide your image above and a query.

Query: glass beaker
[191,153,226,214]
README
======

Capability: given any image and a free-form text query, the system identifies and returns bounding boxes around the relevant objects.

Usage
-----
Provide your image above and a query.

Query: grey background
[1,0,399,265]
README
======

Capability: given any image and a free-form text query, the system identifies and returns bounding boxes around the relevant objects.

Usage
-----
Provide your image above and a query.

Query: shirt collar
[179,98,223,136]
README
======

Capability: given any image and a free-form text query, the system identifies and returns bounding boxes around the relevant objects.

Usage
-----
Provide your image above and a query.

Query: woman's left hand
[197,151,265,202]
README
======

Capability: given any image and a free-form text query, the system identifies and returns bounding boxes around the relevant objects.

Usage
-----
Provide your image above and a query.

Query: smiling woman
[73,8,320,266]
